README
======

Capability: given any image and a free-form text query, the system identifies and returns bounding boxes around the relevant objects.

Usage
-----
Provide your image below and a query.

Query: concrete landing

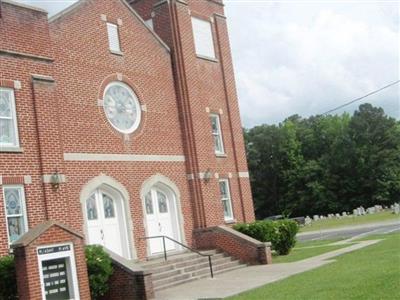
[154,240,380,300]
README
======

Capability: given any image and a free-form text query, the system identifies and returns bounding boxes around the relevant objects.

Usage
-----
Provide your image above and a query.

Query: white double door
[145,188,179,255]
[86,189,129,258]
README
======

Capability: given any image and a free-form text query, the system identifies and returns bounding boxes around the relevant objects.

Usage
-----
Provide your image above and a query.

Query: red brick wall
[0,2,52,256]
[1,0,256,264]
[132,0,255,229]
[99,263,154,300]
[48,0,195,260]
[194,226,272,265]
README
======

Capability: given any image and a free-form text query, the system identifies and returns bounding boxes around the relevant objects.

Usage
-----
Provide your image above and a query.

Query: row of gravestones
[304,203,399,226]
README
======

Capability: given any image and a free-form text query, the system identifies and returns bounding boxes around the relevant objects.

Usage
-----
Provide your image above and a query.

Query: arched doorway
[84,185,131,259]
[141,176,184,256]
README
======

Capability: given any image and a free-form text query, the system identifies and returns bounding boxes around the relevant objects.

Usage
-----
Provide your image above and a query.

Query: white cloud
[226,1,400,126]
[14,0,400,126]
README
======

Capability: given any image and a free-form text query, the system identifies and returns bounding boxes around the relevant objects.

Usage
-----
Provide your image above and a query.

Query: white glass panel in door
[86,193,103,247]
[156,191,175,250]
[145,189,177,254]
[145,191,163,253]
[101,193,123,256]
[85,191,125,257]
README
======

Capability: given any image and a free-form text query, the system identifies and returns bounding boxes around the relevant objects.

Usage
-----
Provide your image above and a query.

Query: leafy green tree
[245,103,400,219]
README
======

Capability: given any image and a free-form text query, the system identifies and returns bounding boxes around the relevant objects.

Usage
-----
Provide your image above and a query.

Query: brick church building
[0,0,267,298]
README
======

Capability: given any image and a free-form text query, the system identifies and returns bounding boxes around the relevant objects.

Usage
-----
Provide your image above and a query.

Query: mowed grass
[300,211,400,233]
[228,233,400,300]
[272,244,348,263]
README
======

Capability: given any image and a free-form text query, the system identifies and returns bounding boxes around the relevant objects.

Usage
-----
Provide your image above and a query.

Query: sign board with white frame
[37,243,80,300]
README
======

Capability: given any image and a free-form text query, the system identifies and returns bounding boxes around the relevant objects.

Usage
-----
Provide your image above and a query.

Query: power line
[322,80,400,115]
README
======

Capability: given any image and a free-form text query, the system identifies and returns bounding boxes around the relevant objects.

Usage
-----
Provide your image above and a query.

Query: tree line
[244,103,400,219]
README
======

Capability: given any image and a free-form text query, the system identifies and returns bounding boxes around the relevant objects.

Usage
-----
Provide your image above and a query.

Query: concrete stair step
[190,260,243,277]
[154,263,248,292]
[142,249,219,270]
[198,263,247,279]
[151,268,182,281]
[174,253,226,269]
[154,276,199,292]
[183,256,234,273]
[142,248,249,292]
[153,273,191,287]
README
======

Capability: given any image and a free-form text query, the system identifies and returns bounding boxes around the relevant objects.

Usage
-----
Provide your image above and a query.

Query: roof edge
[120,0,170,53]
[48,0,170,53]
[48,0,86,23]
[11,220,83,248]
[2,0,48,13]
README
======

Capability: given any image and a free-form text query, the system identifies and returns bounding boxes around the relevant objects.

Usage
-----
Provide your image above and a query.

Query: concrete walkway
[154,240,380,300]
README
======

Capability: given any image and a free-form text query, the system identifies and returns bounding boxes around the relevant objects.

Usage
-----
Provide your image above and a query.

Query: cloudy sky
[16,0,400,127]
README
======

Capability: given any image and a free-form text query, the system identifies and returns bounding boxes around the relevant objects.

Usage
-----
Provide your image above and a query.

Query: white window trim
[191,17,216,59]
[210,114,225,155]
[219,179,234,222]
[0,87,20,149]
[37,243,80,300]
[106,22,122,54]
[2,185,28,245]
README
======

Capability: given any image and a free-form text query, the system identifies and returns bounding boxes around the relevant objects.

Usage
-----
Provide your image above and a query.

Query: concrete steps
[141,249,247,292]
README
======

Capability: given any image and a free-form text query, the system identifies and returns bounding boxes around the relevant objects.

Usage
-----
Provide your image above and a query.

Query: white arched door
[85,189,130,259]
[144,187,180,255]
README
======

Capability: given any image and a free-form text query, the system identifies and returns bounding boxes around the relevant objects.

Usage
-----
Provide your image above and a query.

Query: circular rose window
[103,82,141,134]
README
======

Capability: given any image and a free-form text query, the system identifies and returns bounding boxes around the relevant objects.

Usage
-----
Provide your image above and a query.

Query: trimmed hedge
[234,219,299,255]
[0,255,17,300]
[85,245,114,300]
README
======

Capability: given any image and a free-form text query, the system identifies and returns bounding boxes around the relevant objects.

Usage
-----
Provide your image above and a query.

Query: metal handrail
[141,235,214,278]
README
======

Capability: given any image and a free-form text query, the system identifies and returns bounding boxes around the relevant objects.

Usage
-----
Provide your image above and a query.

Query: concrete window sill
[196,55,219,63]
[0,147,24,153]
[110,50,123,56]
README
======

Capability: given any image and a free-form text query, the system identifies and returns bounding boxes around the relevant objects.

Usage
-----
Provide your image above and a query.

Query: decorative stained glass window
[210,114,224,155]
[145,192,154,215]
[219,180,233,221]
[103,194,115,218]
[0,88,19,147]
[86,194,98,220]
[157,192,168,214]
[3,186,27,243]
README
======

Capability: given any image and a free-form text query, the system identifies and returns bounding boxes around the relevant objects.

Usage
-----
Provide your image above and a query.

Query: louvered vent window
[107,23,121,53]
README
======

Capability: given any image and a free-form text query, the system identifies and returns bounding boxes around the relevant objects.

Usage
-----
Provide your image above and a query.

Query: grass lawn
[272,244,348,263]
[228,232,400,300]
[299,211,399,233]
[293,238,345,248]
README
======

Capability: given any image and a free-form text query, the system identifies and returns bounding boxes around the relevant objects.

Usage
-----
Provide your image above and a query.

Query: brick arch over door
[80,175,136,259]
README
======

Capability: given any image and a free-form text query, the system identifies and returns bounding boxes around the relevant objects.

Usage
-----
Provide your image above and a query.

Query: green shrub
[272,219,299,255]
[0,255,17,300]
[234,219,299,256]
[85,245,113,299]
[234,221,276,243]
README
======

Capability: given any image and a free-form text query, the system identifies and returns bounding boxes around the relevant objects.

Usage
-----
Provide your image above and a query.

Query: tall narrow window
[2,186,28,243]
[0,87,19,148]
[210,114,224,155]
[191,17,215,59]
[219,179,233,221]
[107,23,121,53]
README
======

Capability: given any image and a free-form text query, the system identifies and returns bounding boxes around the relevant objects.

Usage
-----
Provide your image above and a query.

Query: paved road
[297,222,400,242]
